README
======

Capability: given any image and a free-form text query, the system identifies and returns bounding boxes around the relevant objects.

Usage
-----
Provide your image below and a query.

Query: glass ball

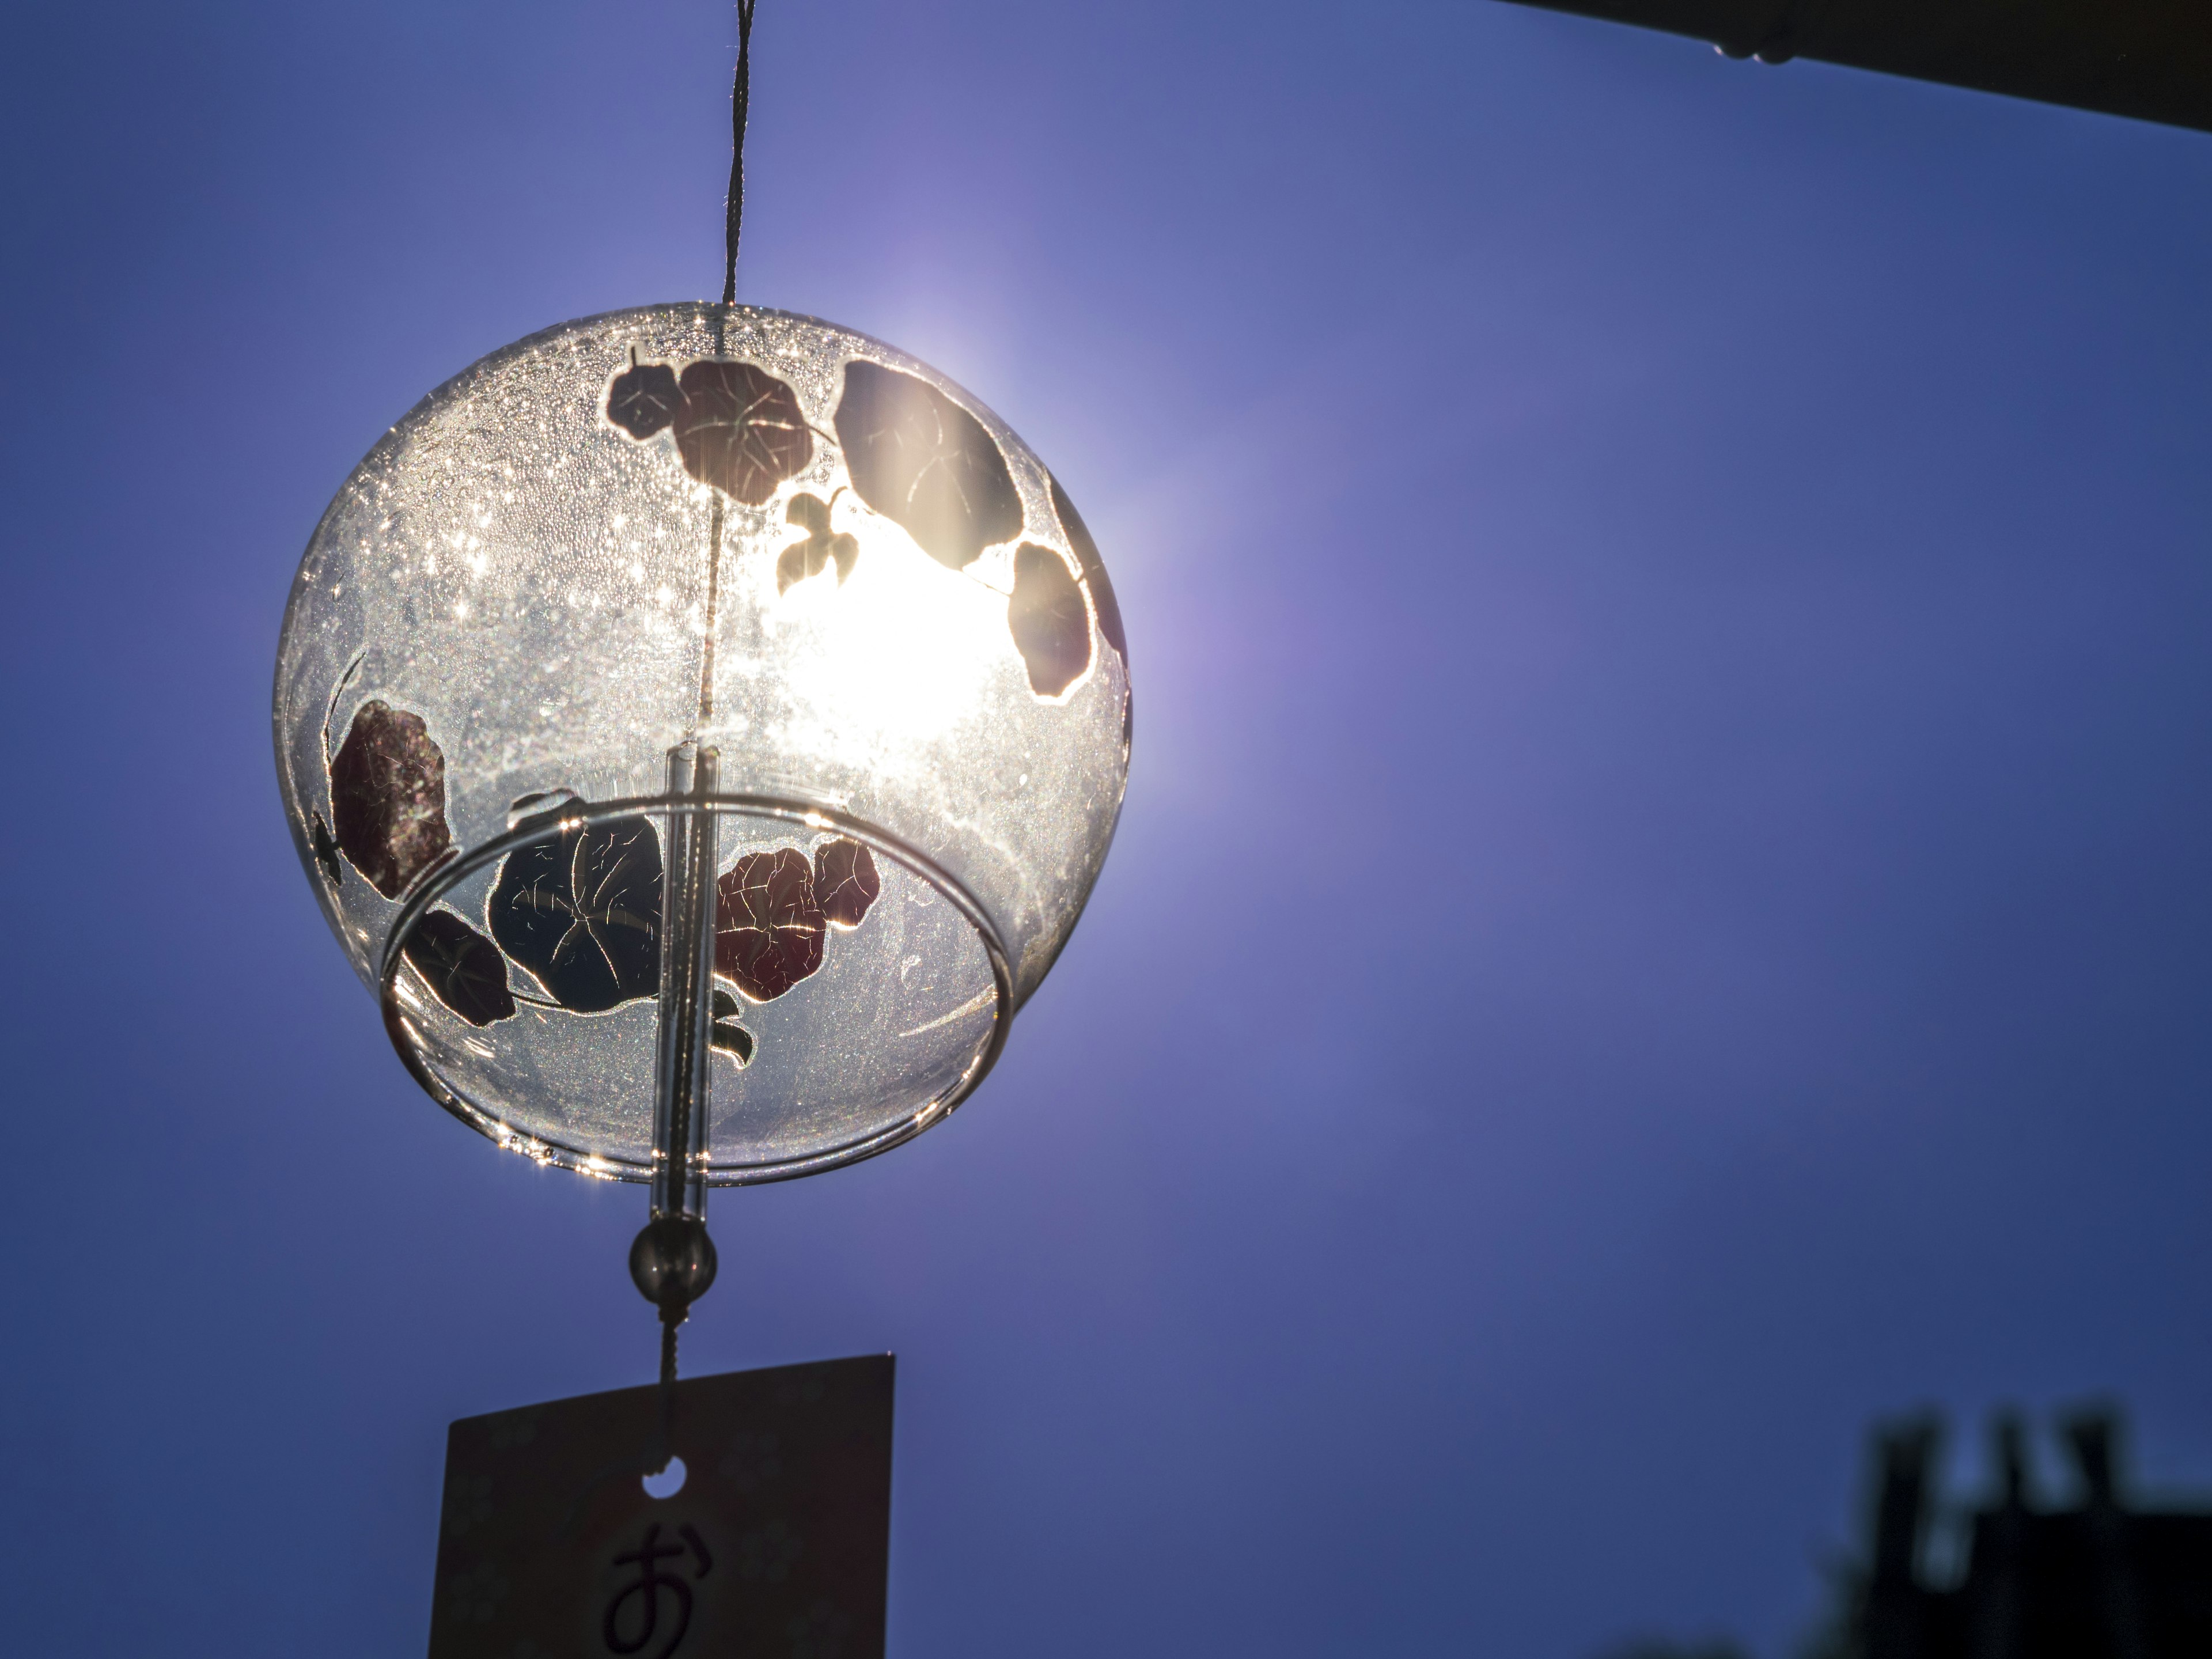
[274,304,1130,1183]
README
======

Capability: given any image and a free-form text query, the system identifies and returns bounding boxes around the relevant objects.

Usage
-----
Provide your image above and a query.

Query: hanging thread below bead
[653,1310,682,1472]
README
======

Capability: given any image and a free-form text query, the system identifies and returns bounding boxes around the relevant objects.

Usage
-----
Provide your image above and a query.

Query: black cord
[653,1308,681,1471]
[650,0,749,1429]
[721,0,758,306]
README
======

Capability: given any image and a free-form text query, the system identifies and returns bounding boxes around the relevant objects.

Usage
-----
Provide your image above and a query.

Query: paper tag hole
[642,1456,687,1499]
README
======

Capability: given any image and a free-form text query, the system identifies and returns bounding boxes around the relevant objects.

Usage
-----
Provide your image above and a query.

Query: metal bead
[629,1215,718,1312]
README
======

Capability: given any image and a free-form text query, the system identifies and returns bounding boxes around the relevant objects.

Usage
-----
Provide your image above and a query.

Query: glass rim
[376,789,1016,1186]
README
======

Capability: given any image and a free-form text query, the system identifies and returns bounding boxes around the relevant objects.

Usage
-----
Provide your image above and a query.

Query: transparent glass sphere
[273,304,1130,1183]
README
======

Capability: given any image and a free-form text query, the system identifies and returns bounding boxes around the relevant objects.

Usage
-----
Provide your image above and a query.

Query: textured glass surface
[274,304,1130,1180]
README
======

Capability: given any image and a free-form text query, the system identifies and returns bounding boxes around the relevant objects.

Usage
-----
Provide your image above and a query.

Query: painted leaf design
[403,910,517,1027]
[606,357,683,439]
[714,847,825,1002]
[834,361,1021,569]
[671,360,812,504]
[1007,543,1093,698]
[813,837,880,930]
[489,836,574,981]
[1047,474,1127,661]
[329,699,453,899]
[709,988,755,1065]
[309,812,342,888]
[488,813,664,1012]
[789,491,833,538]
[1048,475,1132,746]
[777,493,859,593]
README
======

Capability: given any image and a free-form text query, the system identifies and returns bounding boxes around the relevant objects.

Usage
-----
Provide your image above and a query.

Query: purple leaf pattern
[605,357,812,505]
[403,910,517,1027]
[813,838,880,930]
[329,700,453,899]
[833,362,1020,570]
[715,849,825,1003]
[1006,544,1092,697]
[488,815,664,1013]
[777,493,858,594]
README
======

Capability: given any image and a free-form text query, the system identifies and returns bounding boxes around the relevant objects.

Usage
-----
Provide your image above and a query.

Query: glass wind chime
[271,1,1128,1378]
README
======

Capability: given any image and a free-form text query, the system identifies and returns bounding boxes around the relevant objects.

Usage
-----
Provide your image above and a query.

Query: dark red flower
[777,492,859,593]
[671,360,813,505]
[715,848,825,1002]
[402,910,517,1027]
[1007,544,1092,697]
[329,699,453,899]
[606,357,683,439]
[834,361,1020,569]
[813,837,881,930]
[1047,473,1126,662]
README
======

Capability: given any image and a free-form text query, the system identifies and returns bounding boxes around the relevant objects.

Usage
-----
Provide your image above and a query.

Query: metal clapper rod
[631,741,720,1392]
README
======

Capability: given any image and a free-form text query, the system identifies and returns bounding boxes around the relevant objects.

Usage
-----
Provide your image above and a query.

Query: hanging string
[656,1313,680,1469]
[721,0,758,306]
[639,0,754,1440]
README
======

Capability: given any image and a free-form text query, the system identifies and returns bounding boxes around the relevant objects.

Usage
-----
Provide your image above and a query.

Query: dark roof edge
[1498,0,2212,134]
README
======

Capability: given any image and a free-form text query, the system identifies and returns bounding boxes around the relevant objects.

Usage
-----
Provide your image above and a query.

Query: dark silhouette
[328,698,452,899]
[1491,1,2212,135]
[833,360,1021,571]
[1806,1407,2212,1658]
[606,353,813,505]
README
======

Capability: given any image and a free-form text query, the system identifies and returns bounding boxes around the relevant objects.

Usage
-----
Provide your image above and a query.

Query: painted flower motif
[1049,473,1130,743]
[778,493,858,593]
[710,988,755,1066]
[601,357,1123,713]
[713,838,881,1002]
[403,910,517,1027]
[309,811,343,888]
[813,839,880,931]
[605,354,681,438]
[1006,543,1092,697]
[834,361,1021,570]
[490,814,664,1012]
[605,354,811,505]
[672,361,813,504]
[329,699,453,897]
[1047,474,1126,664]
[715,849,824,1002]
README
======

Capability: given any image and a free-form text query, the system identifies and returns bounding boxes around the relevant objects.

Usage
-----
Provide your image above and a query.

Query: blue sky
[5,3,2212,1654]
